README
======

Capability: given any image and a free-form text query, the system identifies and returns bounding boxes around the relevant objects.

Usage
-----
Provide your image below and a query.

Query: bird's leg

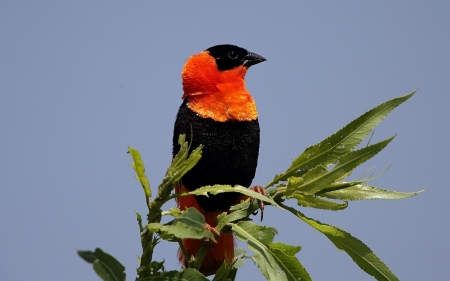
[249,185,267,221]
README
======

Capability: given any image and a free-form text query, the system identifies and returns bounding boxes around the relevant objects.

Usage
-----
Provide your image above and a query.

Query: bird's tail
[175,183,235,274]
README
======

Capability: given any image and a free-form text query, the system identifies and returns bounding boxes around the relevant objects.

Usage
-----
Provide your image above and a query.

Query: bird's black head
[206,44,266,71]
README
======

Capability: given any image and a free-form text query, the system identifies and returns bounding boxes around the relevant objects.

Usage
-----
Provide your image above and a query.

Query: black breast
[173,100,260,212]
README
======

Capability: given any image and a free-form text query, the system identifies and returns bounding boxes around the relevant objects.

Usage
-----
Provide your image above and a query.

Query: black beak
[242,52,266,67]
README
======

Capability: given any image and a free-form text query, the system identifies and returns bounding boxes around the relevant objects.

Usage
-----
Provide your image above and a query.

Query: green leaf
[129,146,151,199]
[158,134,203,198]
[138,232,160,277]
[172,207,215,240]
[146,207,215,242]
[136,211,143,232]
[296,136,395,195]
[283,204,400,281]
[288,192,348,210]
[161,207,181,218]
[320,184,425,200]
[78,248,126,281]
[268,246,309,281]
[288,165,327,195]
[184,201,258,277]
[146,223,164,233]
[285,176,305,194]
[136,260,166,278]
[232,221,311,281]
[146,134,203,224]
[237,221,278,244]
[314,180,366,194]
[267,90,416,187]
[212,251,246,281]
[233,247,249,269]
[269,242,301,256]
[147,268,209,281]
[216,200,253,233]
[180,184,281,208]
[212,262,234,281]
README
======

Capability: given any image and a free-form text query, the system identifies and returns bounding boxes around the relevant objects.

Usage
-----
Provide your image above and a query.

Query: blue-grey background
[1,1,448,280]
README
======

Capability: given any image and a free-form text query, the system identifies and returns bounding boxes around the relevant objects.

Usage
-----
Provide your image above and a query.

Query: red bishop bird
[173,44,266,274]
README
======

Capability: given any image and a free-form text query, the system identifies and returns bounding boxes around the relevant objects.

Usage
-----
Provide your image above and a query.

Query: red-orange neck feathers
[181,51,258,122]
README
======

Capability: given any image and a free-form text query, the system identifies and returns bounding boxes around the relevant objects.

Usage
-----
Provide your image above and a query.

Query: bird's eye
[228,51,238,59]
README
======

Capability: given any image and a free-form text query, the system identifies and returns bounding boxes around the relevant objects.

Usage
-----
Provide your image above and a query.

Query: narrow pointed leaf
[267,90,416,187]
[269,242,302,256]
[233,247,249,269]
[147,134,203,224]
[288,192,348,210]
[284,165,326,196]
[315,180,365,194]
[232,221,311,281]
[268,247,310,281]
[237,221,278,244]
[171,134,191,168]
[129,146,151,199]
[285,176,305,194]
[146,207,215,242]
[78,248,126,281]
[299,136,394,195]
[320,184,425,200]
[216,200,253,232]
[162,207,181,218]
[212,252,246,281]
[174,207,212,233]
[136,211,143,232]
[212,262,233,281]
[180,184,281,208]
[283,204,399,281]
[158,134,203,197]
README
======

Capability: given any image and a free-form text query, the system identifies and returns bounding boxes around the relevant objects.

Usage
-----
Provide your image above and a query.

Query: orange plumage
[181,51,258,122]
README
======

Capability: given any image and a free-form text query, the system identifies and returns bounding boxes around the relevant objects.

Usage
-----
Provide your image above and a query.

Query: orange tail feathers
[175,184,235,274]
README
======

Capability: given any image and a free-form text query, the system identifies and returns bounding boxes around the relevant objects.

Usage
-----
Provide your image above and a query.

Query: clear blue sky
[1,1,449,280]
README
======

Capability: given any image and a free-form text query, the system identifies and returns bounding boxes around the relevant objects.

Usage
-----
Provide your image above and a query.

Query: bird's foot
[249,185,267,221]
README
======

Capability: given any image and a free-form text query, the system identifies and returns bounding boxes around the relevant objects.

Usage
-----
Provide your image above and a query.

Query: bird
[173,44,266,274]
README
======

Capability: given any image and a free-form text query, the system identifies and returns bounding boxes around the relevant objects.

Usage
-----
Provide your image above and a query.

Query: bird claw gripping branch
[249,185,267,221]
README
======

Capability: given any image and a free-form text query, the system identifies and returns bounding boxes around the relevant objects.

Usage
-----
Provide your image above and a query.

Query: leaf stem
[194,242,209,271]
[177,239,189,263]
